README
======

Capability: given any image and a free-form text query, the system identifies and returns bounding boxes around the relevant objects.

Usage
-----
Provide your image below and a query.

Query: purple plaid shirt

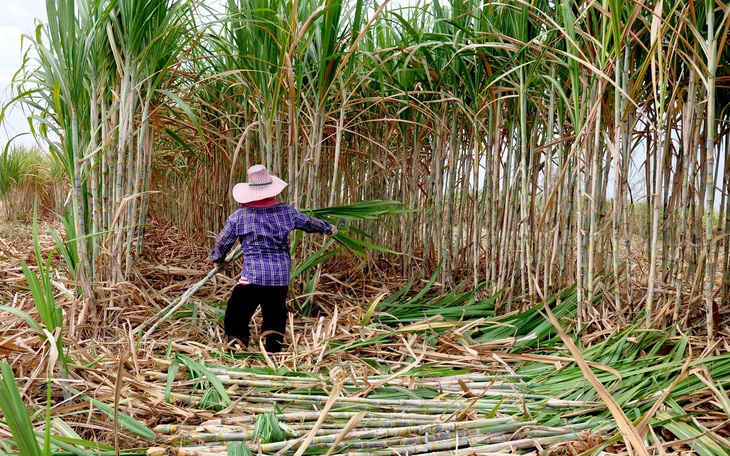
[211,204,332,286]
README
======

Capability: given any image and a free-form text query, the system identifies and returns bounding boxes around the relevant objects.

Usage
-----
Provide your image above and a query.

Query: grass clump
[0,144,63,221]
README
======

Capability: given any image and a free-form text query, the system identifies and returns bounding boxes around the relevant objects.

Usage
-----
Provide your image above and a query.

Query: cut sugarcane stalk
[139,245,242,340]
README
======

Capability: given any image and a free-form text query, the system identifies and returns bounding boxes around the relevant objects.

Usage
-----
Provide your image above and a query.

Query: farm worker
[211,164,337,353]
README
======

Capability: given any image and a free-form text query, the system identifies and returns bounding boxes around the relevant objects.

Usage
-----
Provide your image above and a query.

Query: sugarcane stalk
[518,65,533,303]
[329,91,346,208]
[89,80,101,279]
[620,45,633,306]
[145,371,326,390]
[575,150,584,327]
[139,245,242,339]
[173,419,521,445]
[197,376,543,399]
[543,65,556,291]
[258,419,527,453]
[646,6,668,325]
[611,47,623,315]
[237,392,523,415]
[496,129,515,302]
[334,425,594,456]
[674,65,698,324]
[403,452,531,456]
[722,134,730,304]
[150,423,593,456]
[176,417,517,445]
[307,110,323,207]
[374,431,586,456]
[555,104,568,282]
[112,67,132,285]
[124,96,147,278]
[587,83,601,310]
[199,411,451,429]
[181,418,448,437]
[136,119,155,258]
[198,417,488,434]
[123,73,140,280]
[315,422,526,450]
[703,0,717,340]
[163,390,527,416]
[192,367,525,389]
[406,126,418,276]
[147,447,227,456]
[102,81,117,241]
[71,110,95,310]
[154,424,198,435]
[487,101,501,286]
[444,113,458,288]
[433,114,446,284]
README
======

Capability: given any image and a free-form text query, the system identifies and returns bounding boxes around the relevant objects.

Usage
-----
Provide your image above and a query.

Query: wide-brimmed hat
[232,165,288,203]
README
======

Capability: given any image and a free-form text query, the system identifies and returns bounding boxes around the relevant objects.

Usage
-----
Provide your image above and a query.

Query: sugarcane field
[1,0,730,455]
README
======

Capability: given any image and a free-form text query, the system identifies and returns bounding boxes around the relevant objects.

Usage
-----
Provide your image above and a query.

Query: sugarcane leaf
[175,354,232,409]
[0,362,42,456]
[304,200,413,220]
[253,413,287,444]
[156,89,204,139]
[326,333,394,354]
[542,302,649,456]
[88,398,155,440]
[43,379,52,456]
[361,292,386,326]
[291,240,342,277]
[303,201,408,257]
[49,418,80,440]
[402,261,441,306]
[331,232,367,257]
[164,128,199,161]
[200,388,225,411]
[47,434,115,452]
[165,358,179,404]
[50,227,76,278]
[657,412,727,456]
[0,305,44,333]
[227,442,252,456]
[336,232,400,255]
[486,397,505,419]
[20,261,50,323]
[691,369,730,418]
[20,202,64,335]
[64,387,155,440]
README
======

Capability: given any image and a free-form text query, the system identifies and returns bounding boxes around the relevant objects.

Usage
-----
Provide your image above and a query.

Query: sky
[0,0,47,147]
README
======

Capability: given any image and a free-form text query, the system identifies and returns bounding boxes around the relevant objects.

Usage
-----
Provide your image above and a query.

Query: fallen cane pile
[146,368,603,456]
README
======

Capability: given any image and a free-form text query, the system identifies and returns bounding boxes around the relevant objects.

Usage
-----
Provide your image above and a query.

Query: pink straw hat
[232,164,288,203]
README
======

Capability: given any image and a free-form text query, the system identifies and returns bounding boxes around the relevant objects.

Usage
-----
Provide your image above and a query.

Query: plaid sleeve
[292,208,332,234]
[211,213,239,262]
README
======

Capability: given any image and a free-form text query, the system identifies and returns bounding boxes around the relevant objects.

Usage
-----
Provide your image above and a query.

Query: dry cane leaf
[293,370,346,456]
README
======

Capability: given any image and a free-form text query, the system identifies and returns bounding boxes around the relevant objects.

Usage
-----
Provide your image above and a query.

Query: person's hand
[328,219,345,236]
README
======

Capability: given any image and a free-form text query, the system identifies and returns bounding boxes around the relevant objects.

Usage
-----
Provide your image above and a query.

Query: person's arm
[211,213,239,263]
[293,209,334,234]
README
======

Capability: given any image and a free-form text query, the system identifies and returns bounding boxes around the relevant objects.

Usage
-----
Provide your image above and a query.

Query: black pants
[224,284,289,352]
